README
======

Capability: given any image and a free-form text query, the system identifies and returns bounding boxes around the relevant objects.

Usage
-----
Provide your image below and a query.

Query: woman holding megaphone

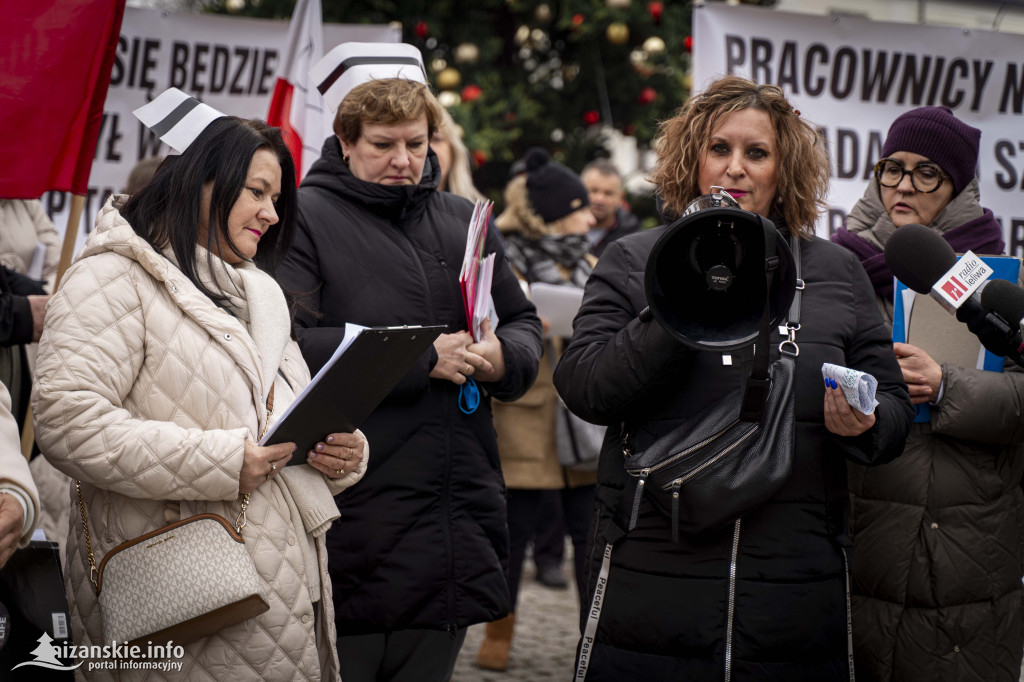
[553,75,913,681]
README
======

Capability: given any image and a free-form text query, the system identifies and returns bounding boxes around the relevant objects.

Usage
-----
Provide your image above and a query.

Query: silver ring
[271,463,277,472]
[335,468,343,476]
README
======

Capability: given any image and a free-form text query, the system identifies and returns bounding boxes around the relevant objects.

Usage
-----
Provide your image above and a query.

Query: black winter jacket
[280,137,542,634]
[553,225,913,681]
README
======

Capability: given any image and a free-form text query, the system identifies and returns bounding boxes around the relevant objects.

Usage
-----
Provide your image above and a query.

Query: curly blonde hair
[649,75,829,238]
[334,78,444,145]
[494,175,554,239]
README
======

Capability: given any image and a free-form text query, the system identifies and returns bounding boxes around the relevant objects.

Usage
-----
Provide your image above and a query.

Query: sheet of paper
[530,282,584,338]
[459,199,494,332]
[262,322,366,439]
[472,253,495,341]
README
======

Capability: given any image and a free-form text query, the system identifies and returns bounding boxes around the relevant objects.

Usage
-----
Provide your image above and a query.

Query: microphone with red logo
[883,223,1024,368]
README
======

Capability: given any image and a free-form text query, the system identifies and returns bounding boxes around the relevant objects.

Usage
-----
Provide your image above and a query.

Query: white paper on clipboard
[529,282,584,338]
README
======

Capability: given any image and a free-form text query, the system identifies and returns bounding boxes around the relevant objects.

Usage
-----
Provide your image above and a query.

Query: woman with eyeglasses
[833,106,1024,682]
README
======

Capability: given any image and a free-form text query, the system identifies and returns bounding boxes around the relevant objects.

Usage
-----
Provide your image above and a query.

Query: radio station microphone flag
[266,0,332,184]
[0,0,125,197]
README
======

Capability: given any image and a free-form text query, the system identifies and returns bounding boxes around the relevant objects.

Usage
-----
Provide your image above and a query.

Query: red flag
[0,1,125,198]
[267,0,332,184]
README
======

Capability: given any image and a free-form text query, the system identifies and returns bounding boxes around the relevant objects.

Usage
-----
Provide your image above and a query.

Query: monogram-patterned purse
[75,483,269,648]
[74,390,276,648]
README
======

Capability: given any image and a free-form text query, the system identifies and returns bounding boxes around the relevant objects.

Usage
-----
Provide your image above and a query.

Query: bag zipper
[725,518,742,682]
[667,422,758,489]
[628,417,754,479]
[625,422,757,533]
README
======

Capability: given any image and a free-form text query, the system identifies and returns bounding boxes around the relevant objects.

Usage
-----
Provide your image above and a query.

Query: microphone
[981,279,1024,342]
[884,224,1024,368]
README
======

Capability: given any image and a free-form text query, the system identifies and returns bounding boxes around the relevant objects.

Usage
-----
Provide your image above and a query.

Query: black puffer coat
[280,137,542,635]
[553,224,913,681]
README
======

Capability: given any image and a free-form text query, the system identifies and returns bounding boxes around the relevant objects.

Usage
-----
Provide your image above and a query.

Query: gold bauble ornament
[225,0,245,12]
[436,67,462,91]
[430,58,447,73]
[605,0,631,8]
[535,3,552,23]
[454,43,480,64]
[606,22,629,46]
[642,36,666,54]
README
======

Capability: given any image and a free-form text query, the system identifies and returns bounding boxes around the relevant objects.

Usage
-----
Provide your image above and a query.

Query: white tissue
[822,363,879,415]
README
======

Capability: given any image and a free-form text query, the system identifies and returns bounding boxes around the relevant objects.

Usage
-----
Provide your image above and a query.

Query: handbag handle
[75,385,276,592]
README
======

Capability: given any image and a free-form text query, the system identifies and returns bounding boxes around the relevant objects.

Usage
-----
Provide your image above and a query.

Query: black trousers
[335,628,467,682]
[507,485,596,607]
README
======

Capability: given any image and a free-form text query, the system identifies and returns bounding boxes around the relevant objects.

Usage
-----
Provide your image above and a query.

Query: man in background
[580,159,638,257]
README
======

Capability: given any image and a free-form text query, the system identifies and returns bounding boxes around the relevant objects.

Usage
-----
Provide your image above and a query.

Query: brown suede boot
[475,613,516,671]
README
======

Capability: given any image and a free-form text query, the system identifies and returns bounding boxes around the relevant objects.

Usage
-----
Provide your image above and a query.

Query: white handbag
[76,484,269,648]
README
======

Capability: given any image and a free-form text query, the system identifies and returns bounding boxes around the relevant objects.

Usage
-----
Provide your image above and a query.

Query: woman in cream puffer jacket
[32,117,365,681]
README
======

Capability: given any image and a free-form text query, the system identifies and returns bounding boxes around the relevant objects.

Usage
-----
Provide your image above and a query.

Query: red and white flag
[0,1,125,198]
[267,0,333,184]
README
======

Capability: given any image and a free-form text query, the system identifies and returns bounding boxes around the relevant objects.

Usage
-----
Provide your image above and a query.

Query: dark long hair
[122,117,297,301]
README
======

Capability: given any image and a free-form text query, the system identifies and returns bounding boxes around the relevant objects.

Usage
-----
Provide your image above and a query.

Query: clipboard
[892,254,1021,422]
[263,325,445,460]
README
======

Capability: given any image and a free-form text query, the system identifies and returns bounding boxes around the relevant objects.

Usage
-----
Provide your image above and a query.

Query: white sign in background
[43,7,398,250]
[692,3,1024,254]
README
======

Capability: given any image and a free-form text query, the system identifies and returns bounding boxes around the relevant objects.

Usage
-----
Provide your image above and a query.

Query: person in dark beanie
[833,106,1024,682]
[476,147,597,672]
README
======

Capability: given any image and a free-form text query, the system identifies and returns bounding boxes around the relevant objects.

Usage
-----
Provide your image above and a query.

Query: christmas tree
[211,0,696,187]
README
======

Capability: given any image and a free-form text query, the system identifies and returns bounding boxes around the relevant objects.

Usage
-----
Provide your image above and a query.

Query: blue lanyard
[458,377,480,414]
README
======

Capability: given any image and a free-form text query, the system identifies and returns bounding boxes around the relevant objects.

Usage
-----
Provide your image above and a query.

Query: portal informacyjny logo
[11,633,185,674]
[11,632,82,671]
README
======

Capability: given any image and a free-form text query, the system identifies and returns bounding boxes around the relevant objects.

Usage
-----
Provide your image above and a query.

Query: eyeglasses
[873,159,948,193]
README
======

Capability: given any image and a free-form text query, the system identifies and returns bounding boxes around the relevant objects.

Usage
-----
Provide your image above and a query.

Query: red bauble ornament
[461,84,483,102]
[648,1,663,24]
[415,21,429,39]
[583,110,600,126]
[684,35,693,53]
[472,150,487,167]
[638,87,657,105]
[572,13,585,28]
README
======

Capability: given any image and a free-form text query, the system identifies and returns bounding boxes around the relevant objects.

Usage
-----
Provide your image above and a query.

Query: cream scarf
[162,246,341,601]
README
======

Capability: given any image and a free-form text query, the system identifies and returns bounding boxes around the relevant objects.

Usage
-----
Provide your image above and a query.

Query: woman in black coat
[552,75,914,681]
[279,44,542,682]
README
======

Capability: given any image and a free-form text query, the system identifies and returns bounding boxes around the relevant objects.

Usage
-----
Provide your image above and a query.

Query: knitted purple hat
[881,106,980,195]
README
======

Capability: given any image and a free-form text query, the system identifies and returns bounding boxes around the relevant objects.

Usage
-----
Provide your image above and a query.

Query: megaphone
[644,187,796,351]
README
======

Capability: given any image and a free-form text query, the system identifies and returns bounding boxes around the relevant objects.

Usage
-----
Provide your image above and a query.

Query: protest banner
[40,7,397,248]
[693,3,1024,253]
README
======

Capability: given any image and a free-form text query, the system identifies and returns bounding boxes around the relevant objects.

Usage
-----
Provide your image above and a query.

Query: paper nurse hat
[310,42,427,113]
[133,88,226,153]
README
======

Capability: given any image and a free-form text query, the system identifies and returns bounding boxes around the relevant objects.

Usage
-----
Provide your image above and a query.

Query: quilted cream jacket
[33,198,356,681]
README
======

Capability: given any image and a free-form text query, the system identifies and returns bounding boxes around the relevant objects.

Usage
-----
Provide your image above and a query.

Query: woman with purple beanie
[833,106,1024,682]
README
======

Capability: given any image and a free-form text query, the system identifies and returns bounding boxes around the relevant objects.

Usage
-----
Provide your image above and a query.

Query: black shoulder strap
[739,232,801,421]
